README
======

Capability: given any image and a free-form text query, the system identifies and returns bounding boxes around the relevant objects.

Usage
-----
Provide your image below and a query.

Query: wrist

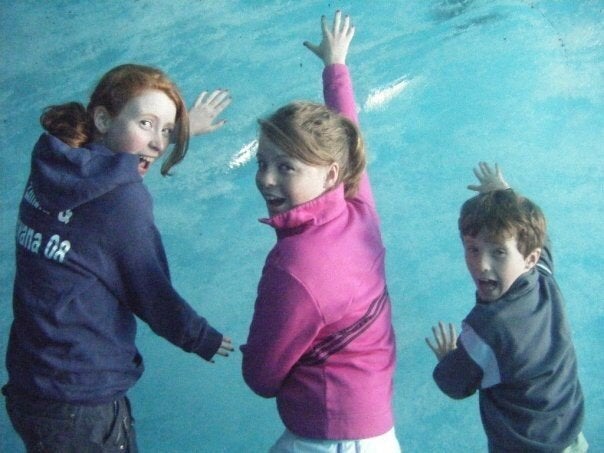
[328,57,346,65]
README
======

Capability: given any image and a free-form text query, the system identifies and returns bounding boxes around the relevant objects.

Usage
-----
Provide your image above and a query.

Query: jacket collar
[476,267,539,305]
[259,183,346,238]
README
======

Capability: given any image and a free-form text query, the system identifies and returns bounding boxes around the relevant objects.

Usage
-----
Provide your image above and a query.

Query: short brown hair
[258,101,365,197]
[459,189,546,257]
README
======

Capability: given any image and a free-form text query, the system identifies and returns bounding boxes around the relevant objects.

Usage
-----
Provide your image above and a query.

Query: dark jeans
[3,386,137,453]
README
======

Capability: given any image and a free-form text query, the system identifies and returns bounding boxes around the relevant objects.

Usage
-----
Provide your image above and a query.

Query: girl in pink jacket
[241,11,400,452]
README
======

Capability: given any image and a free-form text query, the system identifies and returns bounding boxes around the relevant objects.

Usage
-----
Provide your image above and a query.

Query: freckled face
[255,135,337,217]
[97,89,176,176]
[463,229,540,301]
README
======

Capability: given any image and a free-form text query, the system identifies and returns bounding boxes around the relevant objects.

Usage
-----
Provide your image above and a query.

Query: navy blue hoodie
[6,133,223,404]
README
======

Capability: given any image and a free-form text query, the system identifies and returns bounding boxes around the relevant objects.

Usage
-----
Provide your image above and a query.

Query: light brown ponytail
[339,118,365,197]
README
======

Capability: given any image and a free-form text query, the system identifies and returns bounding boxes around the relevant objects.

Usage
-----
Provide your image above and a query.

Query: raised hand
[467,162,510,193]
[426,321,458,361]
[303,10,355,66]
[188,89,231,137]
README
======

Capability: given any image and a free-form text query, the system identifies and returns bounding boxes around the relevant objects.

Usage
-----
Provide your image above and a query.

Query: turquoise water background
[1,1,602,451]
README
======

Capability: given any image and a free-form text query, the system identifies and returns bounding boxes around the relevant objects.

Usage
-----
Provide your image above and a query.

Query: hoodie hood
[30,133,142,212]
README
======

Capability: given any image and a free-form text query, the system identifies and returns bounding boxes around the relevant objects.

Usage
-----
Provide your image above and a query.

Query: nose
[478,253,491,273]
[256,167,276,188]
[149,130,166,155]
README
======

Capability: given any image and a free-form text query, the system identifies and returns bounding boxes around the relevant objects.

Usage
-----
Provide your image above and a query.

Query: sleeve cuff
[195,324,223,361]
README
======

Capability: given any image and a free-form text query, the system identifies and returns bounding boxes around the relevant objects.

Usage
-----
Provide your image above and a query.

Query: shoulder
[463,302,510,349]
[262,249,313,293]
[106,182,152,213]
[96,182,155,237]
[269,228,342,283]
[257,260,324,321]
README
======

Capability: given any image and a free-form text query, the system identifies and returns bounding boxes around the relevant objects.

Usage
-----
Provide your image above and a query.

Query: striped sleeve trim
[298,288,389,366]
[459,322,501,388]
[536,262,552,275]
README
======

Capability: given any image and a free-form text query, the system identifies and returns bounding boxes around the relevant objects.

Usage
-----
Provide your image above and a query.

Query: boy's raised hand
[304,10,355,66]
[467,162,510,193]
[188,89,231,137]
[426,321,457,361]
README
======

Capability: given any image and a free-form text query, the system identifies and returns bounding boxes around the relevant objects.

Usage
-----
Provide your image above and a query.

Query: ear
[524,248,541,270]
[93,106,112,134]
[324,162,340,190]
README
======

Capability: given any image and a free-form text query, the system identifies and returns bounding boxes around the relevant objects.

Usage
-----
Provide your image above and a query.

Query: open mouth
[478,278,498,293]
[138,155,153,169]
[137,155,155,174]
[264,195,286,213]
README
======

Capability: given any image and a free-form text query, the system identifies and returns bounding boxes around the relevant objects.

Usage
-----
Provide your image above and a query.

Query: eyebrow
[256,150,291,160]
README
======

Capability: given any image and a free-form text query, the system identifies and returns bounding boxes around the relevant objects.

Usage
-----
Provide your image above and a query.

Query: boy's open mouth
[478,278,498,292]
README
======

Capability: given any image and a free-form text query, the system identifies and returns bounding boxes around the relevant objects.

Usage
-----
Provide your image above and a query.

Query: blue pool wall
[1,1,602,451]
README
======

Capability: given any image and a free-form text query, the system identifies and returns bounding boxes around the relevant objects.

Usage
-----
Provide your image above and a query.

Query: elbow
[441,386,472,400]
[433,368,476,400]
[242,370,278,398]
[434,378,473,400]
[241,353,279,398]
[247,383,276,399]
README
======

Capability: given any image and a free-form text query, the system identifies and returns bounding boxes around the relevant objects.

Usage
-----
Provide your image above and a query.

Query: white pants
[269,427,401,453]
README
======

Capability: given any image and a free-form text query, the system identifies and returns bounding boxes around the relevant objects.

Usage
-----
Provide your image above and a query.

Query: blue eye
[141,119,153,128]
[278,163,294,173]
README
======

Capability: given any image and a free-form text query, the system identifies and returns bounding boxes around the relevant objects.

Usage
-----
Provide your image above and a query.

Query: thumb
[303,41,322,57]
